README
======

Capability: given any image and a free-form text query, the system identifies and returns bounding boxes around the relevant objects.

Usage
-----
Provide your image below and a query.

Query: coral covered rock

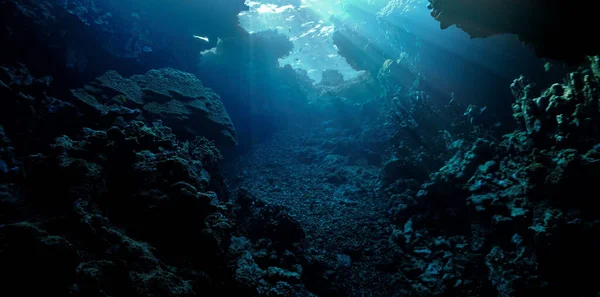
[511,57,600,149]
[71,68,237,146]
[0,64,321,297]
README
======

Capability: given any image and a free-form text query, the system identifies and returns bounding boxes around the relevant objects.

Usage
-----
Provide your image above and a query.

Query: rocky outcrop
[426,0,599,63]
[383,58,600,297]
[71,68,237,146]
[0,64,324,297]
[0,64,237,296]
[377,57,418,92]
[331,7,419,77]
[331,20,385,76]
[316,71,382,107]
[0,0,248,88]
[319,69,345,86]
[510,56,600,149]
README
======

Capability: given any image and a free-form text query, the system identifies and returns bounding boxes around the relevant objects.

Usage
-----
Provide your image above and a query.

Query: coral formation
[0,64,324,297]
[71,68,237,146]
[1,0,599,296]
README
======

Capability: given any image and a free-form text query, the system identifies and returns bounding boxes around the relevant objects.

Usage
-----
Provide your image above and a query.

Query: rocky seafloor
[226,57,600,296]
[1,0,600,297]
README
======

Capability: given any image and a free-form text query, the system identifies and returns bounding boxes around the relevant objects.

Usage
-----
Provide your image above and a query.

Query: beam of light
[246,1,296,14]
[239,0,517,85]
[258,4,295,14]
[193,35,209,42]
[240,0,361,82]
[299,0,345,20]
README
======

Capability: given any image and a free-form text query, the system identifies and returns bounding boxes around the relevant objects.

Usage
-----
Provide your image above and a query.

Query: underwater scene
[1,0,598,296]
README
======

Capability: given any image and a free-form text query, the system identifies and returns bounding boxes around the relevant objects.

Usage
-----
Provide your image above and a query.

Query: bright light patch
[200,47,217,55]
[299,0,344,18]
[248,2,295,14]
[240,0,360,82]
[318,25,334,37]
[193,35,209,42]
[298,26,319,39]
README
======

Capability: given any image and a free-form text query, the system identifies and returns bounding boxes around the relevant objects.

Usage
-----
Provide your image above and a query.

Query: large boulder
[71,68,237,146]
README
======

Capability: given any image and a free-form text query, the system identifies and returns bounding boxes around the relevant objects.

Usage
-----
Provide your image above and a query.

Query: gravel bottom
[225,124,401,296]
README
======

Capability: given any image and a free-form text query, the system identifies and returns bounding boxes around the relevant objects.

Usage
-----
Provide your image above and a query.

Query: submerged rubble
[229,54,600,296]
[383,58,600,296]
[1,0,600,296]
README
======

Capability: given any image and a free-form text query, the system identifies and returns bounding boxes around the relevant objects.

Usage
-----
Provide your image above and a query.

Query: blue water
[0,0,596,297]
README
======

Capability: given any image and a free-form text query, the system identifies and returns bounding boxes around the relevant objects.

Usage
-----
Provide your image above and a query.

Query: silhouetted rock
[0,64,317,297]
[426,0,599,63]
[71,68,237,146]
[0,0,248,87]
